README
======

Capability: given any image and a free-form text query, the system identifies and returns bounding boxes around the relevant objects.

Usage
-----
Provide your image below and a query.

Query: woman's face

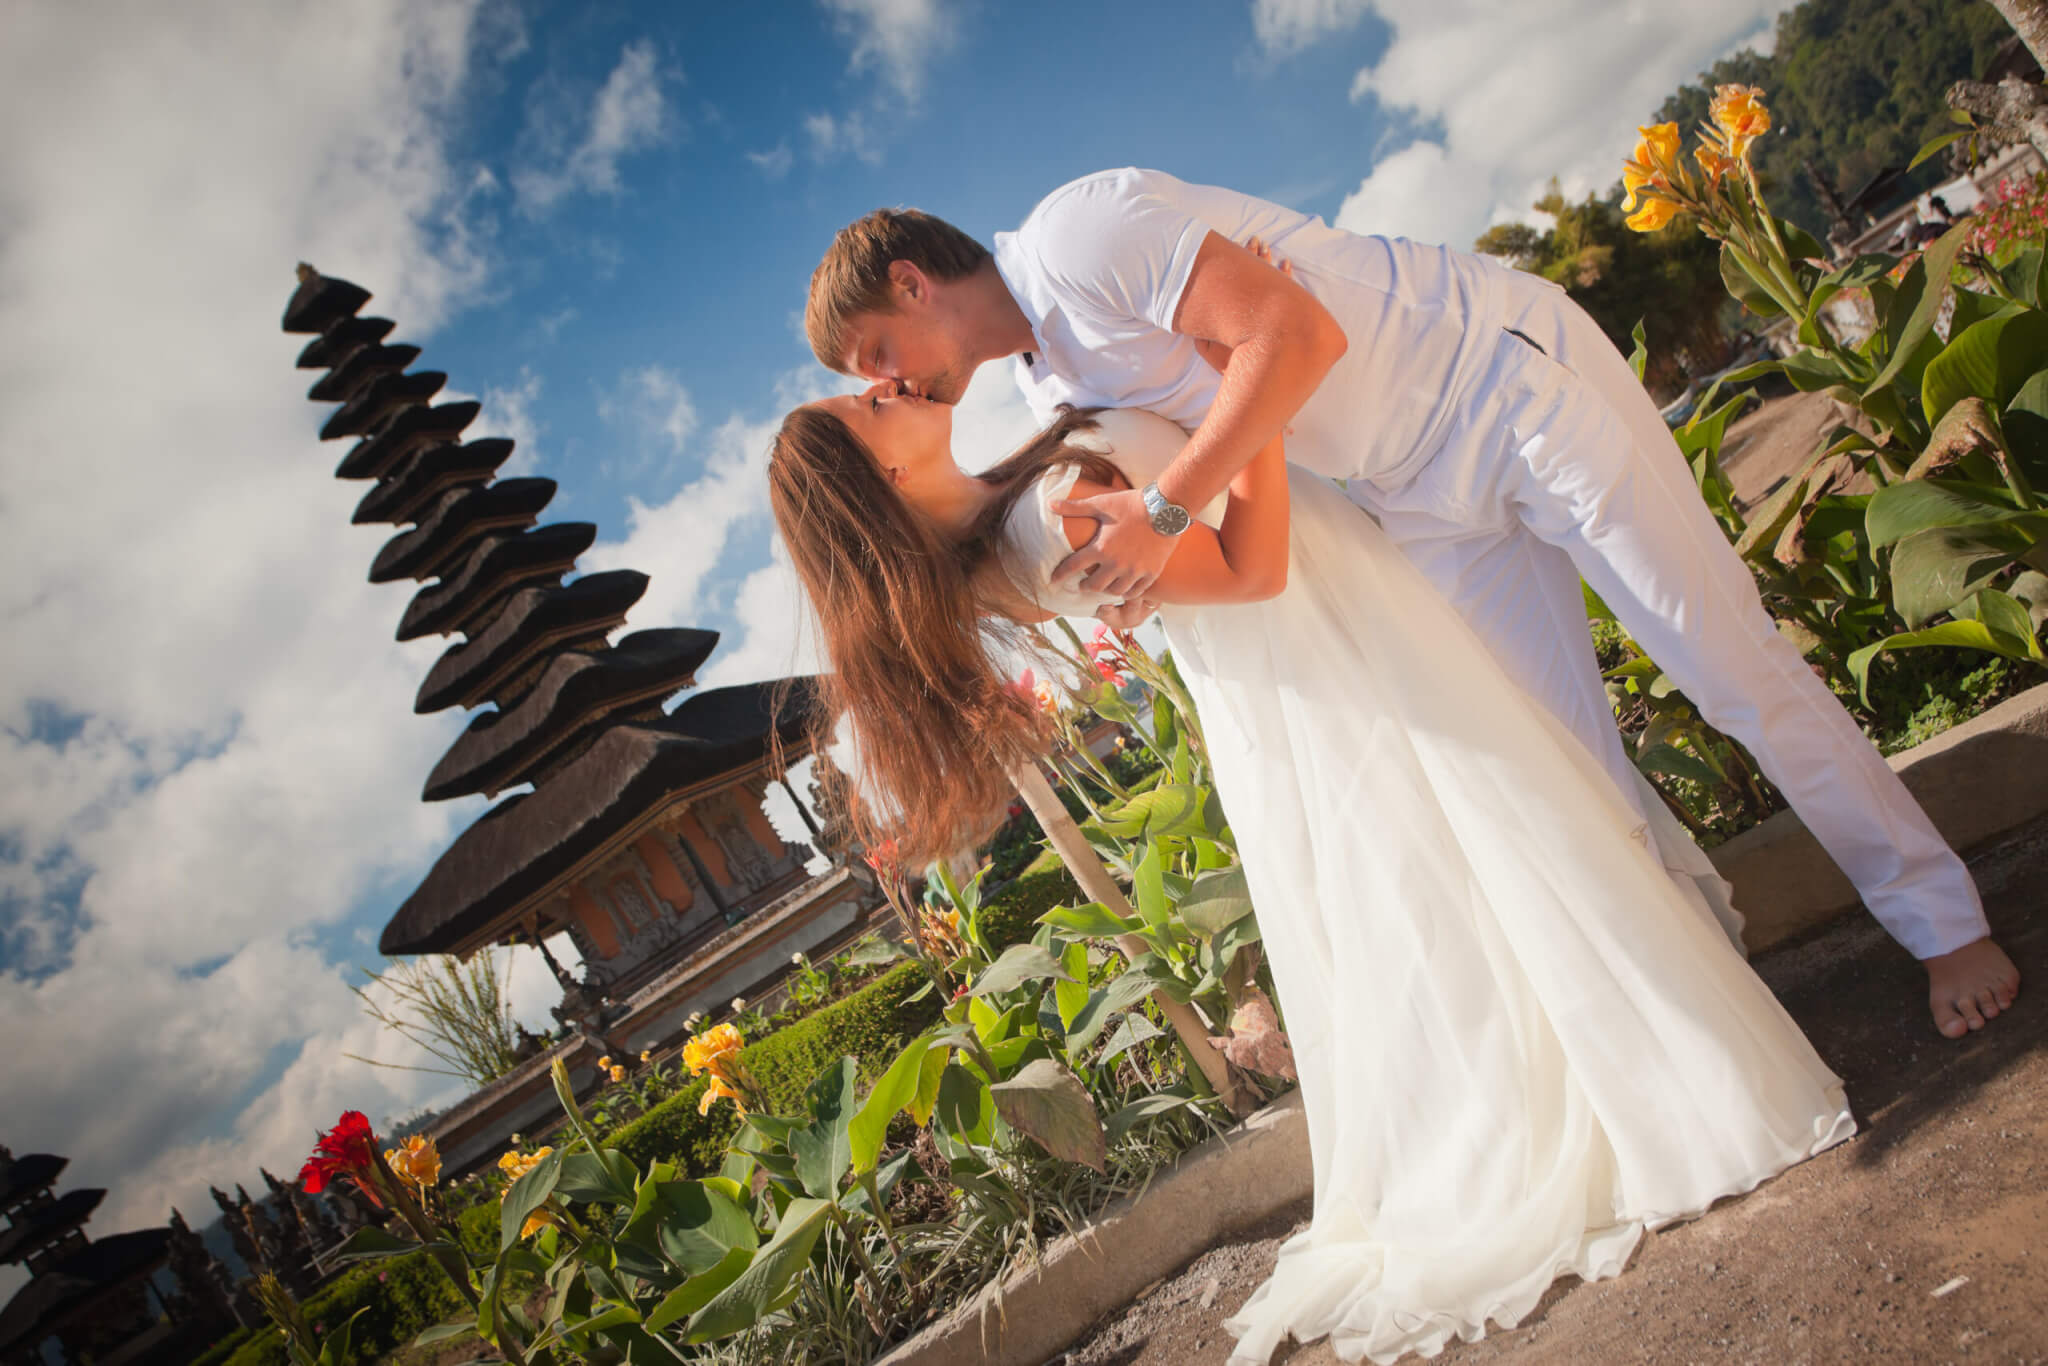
[812,381,954,494]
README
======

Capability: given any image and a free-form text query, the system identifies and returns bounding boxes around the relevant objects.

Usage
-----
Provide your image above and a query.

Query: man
[804,166,2018,1038]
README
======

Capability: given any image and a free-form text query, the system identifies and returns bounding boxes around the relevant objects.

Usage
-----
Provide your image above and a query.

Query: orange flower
[609,1064,627,1083]
[383,1134,441,1192]
[1709,84,1770,159]
[520,1209,559,1239]
[1694,142,1735,186]
[1622,121,1681,211]
[683,1023,744,1076]
[697,1072,748,1116]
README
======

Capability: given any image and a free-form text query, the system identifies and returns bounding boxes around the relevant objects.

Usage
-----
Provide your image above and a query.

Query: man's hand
[1093,596,1159,630]
[1049,487,1176,599]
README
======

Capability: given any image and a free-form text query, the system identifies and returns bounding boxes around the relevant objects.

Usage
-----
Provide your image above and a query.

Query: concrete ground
[1053,813,2048,1366]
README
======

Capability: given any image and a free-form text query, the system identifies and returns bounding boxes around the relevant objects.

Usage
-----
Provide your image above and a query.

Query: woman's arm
[1057,429,1289,605]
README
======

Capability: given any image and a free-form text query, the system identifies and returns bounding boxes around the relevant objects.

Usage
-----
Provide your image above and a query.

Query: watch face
[1153,503,1191,535]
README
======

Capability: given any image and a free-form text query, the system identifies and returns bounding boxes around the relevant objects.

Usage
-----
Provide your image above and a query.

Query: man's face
[838,302,976,406]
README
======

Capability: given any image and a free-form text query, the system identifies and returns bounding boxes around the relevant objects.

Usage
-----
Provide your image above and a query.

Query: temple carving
[277,266,880,1179]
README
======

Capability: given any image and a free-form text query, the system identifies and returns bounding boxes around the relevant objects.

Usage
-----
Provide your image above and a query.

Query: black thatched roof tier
[352,439,512,526]
[308,342,421,404]
[0,1227,171,1353]
[379,678,819,955]
[0,1154,65,1212]
[318,369,447,441]
[281,269,369,335]
[371,478,556,584]
[395,523,596,642]
[336,399,484,481]
[296,316,392,370]
[0,1188,104,1265]
[415,571,648,714]
[422,628,720,802]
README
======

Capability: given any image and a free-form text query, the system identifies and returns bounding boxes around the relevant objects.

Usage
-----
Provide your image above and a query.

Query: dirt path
[1053,817,2048,1366]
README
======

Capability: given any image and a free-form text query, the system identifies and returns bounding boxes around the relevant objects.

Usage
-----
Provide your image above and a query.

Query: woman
[765,343,1853,1363]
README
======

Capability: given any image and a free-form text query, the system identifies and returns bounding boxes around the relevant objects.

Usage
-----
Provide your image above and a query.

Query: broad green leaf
[1806,253,1898,322]
[411,1319,475,1349]
[1908,125,1970,172]
[2008,569,2048,630]
[1133,844,1169,930]
[1097,1012,1166,1067]
[1849,618,2042,704]
[553,1151,635,1205]
[1635,742,1722,788]
[645,1245,753,1332]
[844,935,907,968]
[1097,783,1207,840]
[1922,310,2048,425]
[1953,588,2044,656]
[650,1180,758,1274]
[934,1062,994,1147]
[499,1147,563,1251]
[910,1036,950,1125]
[1105,1091,1202,1145]
[789,1057,857,1199]
[1055,940,1091,1027]
[1866,220,1970,398]
[968,942,1075,997]
[1906,397,2012,482]
[850,1034,936,1175]
[989,1058,1108,1172]
[1627,318,1647,381]
[684,1198,833,1343]
[1060,987,1117,1053]
[1039,900,1141,939]
[1177,864,1255,937]
[328,1225,418,1264]
[1865,478,2027,549]
[2002,245,2045,310]
[1889,521,2048,627]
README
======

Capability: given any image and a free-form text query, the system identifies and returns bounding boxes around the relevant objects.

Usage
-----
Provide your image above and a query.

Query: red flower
[861,837,902,879]
[300,1110,384,1207]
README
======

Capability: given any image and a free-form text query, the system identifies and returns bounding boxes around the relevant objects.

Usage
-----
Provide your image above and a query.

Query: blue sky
[0,0,1798,1284]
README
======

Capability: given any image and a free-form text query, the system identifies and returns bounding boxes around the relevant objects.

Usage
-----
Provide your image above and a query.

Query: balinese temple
[0,1145,241,1366]
[278,266,880,1176]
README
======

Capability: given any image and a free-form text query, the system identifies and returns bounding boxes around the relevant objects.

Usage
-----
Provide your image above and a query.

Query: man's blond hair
[806,208,991,372]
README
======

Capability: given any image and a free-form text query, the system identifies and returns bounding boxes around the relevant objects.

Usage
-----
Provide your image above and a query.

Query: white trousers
[1349,270,1988,960]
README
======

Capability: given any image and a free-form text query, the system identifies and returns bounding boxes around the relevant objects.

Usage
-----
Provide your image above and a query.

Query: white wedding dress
[996,408,1855,1365]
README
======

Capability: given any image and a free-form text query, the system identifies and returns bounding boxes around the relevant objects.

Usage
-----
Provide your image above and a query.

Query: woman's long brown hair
[767,405,1123,865]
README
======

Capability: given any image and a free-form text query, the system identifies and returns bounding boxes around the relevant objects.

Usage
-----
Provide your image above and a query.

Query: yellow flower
[1622,122,1681,211]
[520,1209,559,1240]
[639,1049,653,1064]
[497,1145,553,1182]
[916,906,966,961]
[597,1055,612,1071]
[683,1022,745,1076]
[609,1064,627,1083]
[1626,195,1682,233]
[1709,84,1770,159]
[697,1073,748,1116]
[383,1135,441,1191]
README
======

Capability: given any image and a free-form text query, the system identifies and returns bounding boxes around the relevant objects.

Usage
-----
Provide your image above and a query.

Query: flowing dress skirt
[1006,410,1855,1364]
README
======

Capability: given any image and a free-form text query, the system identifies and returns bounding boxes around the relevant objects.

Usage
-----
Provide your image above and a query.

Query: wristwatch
[1140,482,1192,537]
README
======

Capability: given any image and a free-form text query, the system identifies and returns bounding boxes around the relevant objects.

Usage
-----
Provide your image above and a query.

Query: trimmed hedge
[217,1203,500,1366]
[606,868,1084,1173]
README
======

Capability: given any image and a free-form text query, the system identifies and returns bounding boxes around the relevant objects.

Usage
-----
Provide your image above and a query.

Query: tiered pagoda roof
[280,266,819,961]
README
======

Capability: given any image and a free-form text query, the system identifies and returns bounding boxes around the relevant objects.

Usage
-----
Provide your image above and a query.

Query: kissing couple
[763,167,2020,1363]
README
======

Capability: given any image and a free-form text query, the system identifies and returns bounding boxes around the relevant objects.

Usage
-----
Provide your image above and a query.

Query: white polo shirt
[992,167,1513,487]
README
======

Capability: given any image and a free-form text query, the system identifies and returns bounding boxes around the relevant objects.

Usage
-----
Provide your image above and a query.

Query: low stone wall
[1717,681,2048,953]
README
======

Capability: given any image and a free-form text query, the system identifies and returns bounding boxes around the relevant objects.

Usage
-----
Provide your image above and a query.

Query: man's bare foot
[1925,937,2021,1038]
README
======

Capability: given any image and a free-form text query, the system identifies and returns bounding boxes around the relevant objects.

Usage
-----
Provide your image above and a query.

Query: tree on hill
[1655,0,2011,240]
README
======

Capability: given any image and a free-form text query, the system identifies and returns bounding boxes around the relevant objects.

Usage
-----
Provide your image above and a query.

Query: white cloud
[512,39,671,215]
[746,141,794,180]
[818,0,955,101]
[0,0,518,1244]
[596,363,701,478]
[477,366,545,475]
[1298,1,1802,248]
[804,110,884,166]
[1250,0,1374,58]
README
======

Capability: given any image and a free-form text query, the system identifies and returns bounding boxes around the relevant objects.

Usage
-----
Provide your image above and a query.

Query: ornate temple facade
[278,267,881,1177]
[0,1146,243,1366]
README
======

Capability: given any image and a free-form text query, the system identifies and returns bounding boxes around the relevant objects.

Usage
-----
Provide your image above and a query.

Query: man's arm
[1052,231,1345,598]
